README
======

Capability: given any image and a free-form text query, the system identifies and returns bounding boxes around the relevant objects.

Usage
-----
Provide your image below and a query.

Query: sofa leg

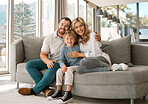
[130,99,134,104]
[17,82,19,89]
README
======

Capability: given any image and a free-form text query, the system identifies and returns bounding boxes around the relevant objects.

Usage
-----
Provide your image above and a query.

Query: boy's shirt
[59,44,83,67]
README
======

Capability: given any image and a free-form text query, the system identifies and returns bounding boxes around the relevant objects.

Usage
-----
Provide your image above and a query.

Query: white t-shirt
[41,30,64,61]
[80,32,111,65]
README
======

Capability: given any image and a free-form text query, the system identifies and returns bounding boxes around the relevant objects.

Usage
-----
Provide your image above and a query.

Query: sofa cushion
[17,63,47,74]
[74,65,148,85]
[22,36,45,61]
[101,35,132,66]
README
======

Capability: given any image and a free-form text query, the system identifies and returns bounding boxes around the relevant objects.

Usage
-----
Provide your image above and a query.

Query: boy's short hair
[63,30,78,43]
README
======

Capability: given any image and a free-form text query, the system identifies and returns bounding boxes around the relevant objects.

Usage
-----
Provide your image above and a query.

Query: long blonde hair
[71,17,91,44]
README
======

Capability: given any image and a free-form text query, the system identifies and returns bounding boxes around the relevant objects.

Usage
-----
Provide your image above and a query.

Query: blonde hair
[63,30,78,44]
[71,17,91,44]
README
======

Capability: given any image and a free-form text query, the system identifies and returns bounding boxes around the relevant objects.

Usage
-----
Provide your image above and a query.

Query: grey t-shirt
[41,30,64,61]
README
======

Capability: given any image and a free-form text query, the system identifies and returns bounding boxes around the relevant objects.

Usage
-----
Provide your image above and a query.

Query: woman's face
[74,22,85,36]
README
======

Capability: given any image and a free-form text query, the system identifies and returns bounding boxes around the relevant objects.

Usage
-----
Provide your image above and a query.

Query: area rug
[0,89,77,104]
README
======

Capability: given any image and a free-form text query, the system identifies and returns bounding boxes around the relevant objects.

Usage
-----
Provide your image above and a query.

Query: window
[101,6,120,41]
[42,0,54,36]
[67,0,76,20]
[87,4,93,31]
[0,1,8,73]
[13,0,37,41]
[139,2,148,42]
[119,4,136,38]
[79,0,85,19]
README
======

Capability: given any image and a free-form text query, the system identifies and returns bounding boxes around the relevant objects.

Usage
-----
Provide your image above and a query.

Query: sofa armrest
[10,38,25,81]
[131,43,148,65]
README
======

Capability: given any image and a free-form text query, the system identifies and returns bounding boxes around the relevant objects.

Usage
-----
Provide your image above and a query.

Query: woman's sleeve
[85,32,102,57]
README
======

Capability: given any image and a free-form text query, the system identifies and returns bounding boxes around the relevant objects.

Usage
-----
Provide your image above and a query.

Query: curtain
[54,0,67,31]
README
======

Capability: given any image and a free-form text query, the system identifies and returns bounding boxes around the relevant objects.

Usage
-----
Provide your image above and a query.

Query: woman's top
[79,32,111,65]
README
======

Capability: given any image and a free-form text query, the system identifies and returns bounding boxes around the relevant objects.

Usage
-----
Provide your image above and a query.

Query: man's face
[58,19,70,35]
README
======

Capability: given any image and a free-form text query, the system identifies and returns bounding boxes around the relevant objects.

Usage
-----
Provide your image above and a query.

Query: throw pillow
[101,35,132,66]
[22,36,45,61]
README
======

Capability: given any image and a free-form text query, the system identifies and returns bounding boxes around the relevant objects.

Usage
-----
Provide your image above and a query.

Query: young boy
[47,30,82,103]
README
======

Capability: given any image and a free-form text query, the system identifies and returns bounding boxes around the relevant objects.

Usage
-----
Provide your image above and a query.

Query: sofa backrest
[22,35,132,66]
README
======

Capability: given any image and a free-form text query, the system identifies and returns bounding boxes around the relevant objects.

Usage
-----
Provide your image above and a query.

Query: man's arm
[40,51,56,68]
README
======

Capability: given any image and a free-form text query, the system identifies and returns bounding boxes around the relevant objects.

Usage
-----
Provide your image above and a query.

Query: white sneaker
[119,63,128,71]
[47,96,54,101]
[111,64,122,71]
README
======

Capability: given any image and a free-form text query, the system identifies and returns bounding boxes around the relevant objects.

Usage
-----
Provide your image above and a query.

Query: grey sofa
[10,35,148,104]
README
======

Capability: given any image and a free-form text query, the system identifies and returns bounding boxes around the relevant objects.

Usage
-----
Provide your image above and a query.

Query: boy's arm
[59,47,66,67]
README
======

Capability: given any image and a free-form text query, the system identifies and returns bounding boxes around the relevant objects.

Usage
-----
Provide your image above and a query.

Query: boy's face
[64,35,76,47]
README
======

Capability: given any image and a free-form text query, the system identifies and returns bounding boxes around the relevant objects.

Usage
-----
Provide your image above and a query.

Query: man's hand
[62,65,67,72]
[67,51,79,58]
[95,32,101,42]
[47,60,57,68]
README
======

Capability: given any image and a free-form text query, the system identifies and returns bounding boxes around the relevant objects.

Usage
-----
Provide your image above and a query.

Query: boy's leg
[56,68,64,88]
[65,66,77,89]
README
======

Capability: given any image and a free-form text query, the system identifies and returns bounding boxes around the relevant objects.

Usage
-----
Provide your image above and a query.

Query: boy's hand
[95,32,101,42]
[47,60,57,68]
[62,65,67,72]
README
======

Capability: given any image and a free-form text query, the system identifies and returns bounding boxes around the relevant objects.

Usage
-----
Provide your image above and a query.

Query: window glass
[14,0,37,41]
[87,4,93,31]
[0,1,8,72]
[42,0,54,36]
[79,0,85,19]
[139,2,148,42]
[67,0,76,20]
[101,6,120,41]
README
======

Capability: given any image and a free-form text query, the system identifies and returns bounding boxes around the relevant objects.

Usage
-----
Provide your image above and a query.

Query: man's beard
[58,28,65,35]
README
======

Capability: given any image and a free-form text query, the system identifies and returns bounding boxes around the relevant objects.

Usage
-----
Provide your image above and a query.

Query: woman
[68,17,128,74]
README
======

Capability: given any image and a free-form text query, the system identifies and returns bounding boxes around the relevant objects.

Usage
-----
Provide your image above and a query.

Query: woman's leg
[77,66,111,74]
[80,56,110,69]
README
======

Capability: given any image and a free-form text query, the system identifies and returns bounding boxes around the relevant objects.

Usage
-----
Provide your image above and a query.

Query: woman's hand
[46,60,57,68]
[67,51,80,58]
[95,32,101,42]
[62,65,67,72]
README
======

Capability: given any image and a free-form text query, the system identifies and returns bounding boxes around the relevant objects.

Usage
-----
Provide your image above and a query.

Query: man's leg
[18,59,60,96]
[32,62,60,94]
[25,59,47,84]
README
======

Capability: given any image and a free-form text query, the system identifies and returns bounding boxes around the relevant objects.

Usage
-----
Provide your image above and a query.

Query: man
[18,17,72,97]
[18,17,101,97]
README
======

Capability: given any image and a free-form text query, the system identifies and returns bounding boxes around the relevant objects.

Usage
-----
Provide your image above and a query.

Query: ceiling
[87,0,148,7]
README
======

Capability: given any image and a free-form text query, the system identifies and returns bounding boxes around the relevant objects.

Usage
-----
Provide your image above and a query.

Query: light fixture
[96,7,103,16]
[107,15,113,22]
[102,11,108,19]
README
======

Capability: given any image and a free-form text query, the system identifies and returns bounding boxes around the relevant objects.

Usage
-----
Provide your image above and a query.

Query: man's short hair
[61,17,72,28]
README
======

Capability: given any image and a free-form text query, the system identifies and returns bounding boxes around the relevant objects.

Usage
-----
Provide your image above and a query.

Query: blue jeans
[25,59,60,94]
